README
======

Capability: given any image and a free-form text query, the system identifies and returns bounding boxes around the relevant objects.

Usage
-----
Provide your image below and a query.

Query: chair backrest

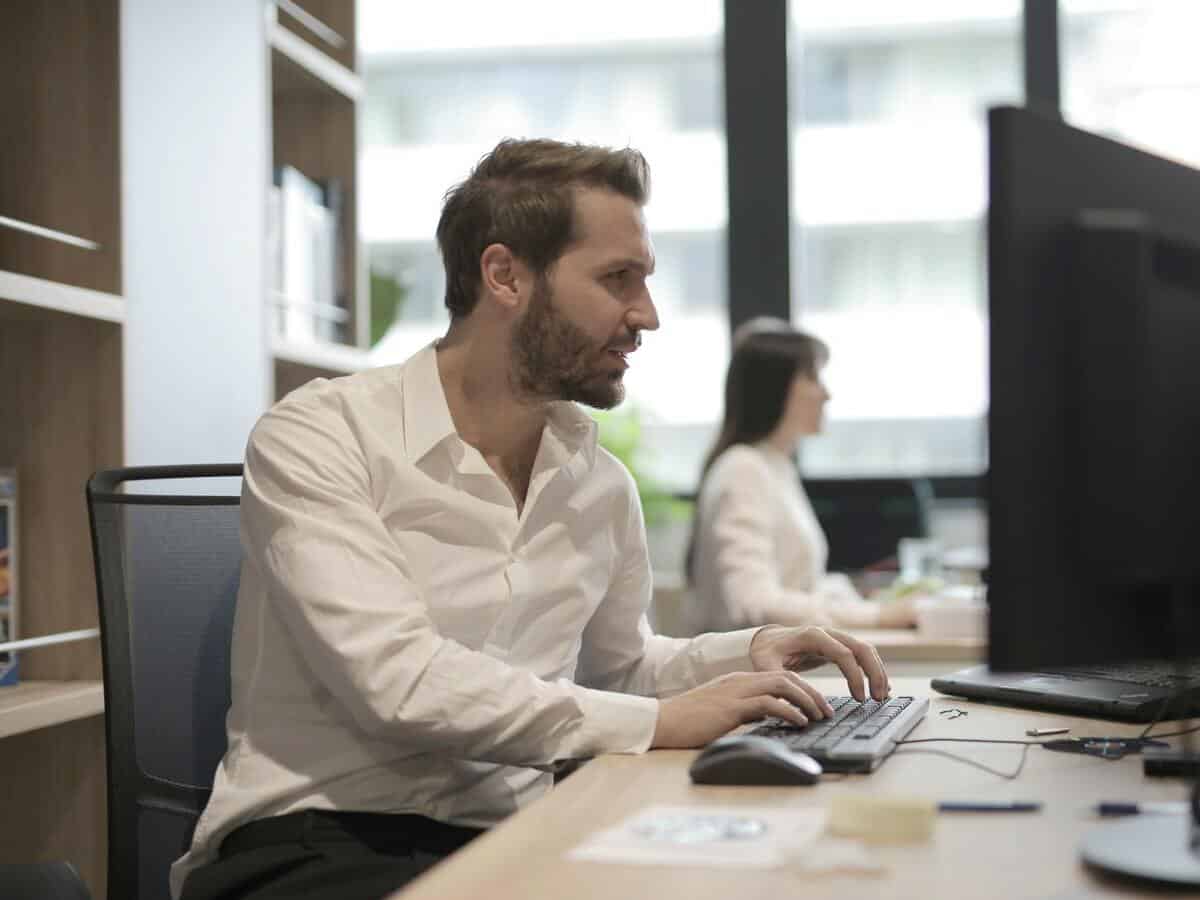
[87,465,243,900]
[0,862,92,900]
[802,476,934,573]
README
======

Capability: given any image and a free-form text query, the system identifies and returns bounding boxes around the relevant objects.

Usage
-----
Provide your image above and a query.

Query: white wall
[122,0,270,465]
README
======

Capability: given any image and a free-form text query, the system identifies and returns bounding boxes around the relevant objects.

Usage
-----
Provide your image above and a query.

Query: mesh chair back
[87,466,243,900]
[803,477,934,572]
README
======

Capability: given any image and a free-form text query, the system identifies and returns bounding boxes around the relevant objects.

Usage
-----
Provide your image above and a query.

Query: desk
[391,677,1194,900]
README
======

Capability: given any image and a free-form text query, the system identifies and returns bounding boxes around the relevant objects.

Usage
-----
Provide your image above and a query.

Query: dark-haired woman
[683,318,916,635]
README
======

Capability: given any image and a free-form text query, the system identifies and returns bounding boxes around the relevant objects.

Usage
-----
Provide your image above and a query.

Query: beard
[510,276,627,410]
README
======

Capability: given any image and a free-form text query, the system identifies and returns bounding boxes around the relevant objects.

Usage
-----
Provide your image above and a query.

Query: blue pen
[1096,801,1188,817]
[938,802,1042,813]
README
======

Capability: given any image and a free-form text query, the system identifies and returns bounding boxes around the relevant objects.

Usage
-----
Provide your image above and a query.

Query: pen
[1096,801,1189,817]
[938,802,1042,813]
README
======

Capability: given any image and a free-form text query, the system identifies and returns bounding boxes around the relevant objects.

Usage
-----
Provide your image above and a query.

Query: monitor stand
[1080,815,1200,886]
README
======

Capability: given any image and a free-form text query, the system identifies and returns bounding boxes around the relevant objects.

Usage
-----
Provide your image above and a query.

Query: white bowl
[914,587,988,639]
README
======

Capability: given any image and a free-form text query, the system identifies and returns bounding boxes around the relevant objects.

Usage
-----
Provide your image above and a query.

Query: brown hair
[685,319,829,583]
[436,138,650,318]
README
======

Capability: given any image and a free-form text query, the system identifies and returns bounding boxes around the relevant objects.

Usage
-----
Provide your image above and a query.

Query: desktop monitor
[986,104,1200,674]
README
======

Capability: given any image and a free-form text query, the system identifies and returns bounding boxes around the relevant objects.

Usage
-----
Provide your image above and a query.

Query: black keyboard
[746,695,930,773]
[1050,659,1200,689]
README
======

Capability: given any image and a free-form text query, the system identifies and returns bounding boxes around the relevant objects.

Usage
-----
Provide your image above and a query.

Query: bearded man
[174,138,890,900]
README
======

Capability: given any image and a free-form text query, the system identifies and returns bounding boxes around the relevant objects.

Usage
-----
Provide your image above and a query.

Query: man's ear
[479,243,526,312]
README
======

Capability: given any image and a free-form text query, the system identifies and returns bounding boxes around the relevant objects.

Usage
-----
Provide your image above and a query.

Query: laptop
[931,659,1200,723]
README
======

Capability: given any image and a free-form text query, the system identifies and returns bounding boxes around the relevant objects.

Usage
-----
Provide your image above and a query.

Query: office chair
[801,476,934,573]
[0,861,92,900]
[87,465,243,900]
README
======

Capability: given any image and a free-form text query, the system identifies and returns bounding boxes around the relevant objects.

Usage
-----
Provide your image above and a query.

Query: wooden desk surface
[391,677,1193,900]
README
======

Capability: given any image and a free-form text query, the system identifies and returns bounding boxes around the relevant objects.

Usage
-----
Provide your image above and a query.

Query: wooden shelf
[0,680,104,740]
[272,0,357,75]
[273,334,370,373]
[269,16,362,101]
[0,270,124,324]
[270,0,364,400]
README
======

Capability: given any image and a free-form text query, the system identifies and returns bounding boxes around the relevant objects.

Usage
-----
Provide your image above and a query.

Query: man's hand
[651,670,834,749]
[749,624,889,702]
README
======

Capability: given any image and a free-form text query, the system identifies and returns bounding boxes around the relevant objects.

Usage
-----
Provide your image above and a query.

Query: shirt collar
[402,343,458,464]
[543,400,599,471]
[402,342,599,470]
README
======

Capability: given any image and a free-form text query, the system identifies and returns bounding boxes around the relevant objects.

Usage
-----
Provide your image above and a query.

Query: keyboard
[1050,659,1200,689]
[746,695,930,773]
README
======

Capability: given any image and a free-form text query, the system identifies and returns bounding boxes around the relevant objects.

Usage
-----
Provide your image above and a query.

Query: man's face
[511,188,659,409]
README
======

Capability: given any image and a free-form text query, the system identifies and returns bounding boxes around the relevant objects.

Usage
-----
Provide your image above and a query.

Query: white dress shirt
[685,443,882,635]
[171,344,758,897]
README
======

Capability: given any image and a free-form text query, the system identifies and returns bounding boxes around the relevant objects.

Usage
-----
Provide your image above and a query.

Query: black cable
[1137,689,1180,739]
[1142,722,1200,741]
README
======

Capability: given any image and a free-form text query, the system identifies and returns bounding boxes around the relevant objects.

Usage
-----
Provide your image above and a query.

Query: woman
[684,318,916,634]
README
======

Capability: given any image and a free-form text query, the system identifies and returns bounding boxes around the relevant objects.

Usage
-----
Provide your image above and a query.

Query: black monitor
[987,104,1200,673]
[986,105,1200,885]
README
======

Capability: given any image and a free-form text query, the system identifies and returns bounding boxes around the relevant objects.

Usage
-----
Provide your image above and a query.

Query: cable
[1143,722,1200,741]
[897,737,1044,746]
[890,742,1034,780]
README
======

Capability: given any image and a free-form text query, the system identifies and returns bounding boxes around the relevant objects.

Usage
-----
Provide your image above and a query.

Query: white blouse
[685,443,882,634]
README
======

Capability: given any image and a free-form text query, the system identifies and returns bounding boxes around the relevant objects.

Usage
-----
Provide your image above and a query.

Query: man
[174,139,889,900]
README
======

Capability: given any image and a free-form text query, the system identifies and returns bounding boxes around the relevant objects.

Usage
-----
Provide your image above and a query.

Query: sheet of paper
[567,804,826,867]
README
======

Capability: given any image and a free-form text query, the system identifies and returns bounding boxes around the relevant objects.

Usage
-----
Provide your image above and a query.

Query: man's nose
[629,288,660,332]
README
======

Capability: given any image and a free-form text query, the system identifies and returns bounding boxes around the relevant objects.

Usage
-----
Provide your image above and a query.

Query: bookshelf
[269,0,369,398]
[0,0,121,894]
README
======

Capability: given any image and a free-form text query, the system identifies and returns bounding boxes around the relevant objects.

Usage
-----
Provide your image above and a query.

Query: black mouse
[688,734,823,786]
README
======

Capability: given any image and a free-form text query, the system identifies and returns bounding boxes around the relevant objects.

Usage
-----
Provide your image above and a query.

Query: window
[1062,0,1200,169]
[360,2,728,493]
[789,1,1022,477]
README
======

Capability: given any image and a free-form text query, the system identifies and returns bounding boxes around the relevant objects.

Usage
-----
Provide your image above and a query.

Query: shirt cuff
[572,687,659,755]
[687,626,760,678]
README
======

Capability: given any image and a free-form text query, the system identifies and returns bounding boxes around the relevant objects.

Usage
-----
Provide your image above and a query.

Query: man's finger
[751,695,809,727]
[823,628,889,701]
[732,672,827,720]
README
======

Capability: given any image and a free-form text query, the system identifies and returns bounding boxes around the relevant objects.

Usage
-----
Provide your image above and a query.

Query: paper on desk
[567,804,825,867]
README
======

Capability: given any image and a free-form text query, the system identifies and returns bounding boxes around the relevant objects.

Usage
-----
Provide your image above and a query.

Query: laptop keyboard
[1052,659,1200,689]
[746,695,928,773]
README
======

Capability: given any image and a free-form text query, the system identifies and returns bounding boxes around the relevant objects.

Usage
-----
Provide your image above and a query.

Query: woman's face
[781,368,830,439]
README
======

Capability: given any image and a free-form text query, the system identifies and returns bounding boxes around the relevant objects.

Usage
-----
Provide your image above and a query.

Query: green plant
[369,268,407,347]
[591,405,690,527]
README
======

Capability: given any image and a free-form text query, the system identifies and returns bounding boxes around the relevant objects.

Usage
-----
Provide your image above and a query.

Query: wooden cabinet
[268,0,370,397]
[0,1,121,895]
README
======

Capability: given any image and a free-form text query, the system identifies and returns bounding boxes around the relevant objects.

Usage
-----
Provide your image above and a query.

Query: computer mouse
[688,733,823,786]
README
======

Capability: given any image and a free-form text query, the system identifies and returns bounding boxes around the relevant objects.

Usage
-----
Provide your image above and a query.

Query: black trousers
[179,810,484,900]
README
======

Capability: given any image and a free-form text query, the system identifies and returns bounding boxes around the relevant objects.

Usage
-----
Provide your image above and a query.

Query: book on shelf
[268,165,350,346]
[0,468,18,686]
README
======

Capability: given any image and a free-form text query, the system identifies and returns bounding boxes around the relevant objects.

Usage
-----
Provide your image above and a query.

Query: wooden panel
[275,357,336,400]
[277,0,357,73]
[0,312,122,680]
[272,64,361,348]
[0,680,104,739]
[0,0,121,295]
[0,715,108,899]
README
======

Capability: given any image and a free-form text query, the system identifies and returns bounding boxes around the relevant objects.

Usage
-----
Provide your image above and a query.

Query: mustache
[606,331,642,352]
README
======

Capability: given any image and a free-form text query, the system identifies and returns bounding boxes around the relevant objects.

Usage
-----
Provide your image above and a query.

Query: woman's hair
[684,318,829,582]
[436,138,650,318]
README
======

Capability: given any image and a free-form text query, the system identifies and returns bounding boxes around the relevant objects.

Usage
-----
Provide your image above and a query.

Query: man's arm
[575,462,889,749]
[242,394,658,766]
